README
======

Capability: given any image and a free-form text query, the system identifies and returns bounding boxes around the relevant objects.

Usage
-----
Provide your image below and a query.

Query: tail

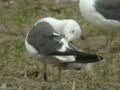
[61,63,92,71]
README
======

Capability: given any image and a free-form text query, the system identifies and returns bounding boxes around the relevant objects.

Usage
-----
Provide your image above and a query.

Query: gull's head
[63,19,81,42]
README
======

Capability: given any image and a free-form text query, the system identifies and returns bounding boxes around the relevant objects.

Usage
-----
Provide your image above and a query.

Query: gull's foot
[42,73,47,81]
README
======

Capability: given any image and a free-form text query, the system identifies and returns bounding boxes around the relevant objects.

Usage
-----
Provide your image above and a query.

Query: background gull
[79,0,120,52]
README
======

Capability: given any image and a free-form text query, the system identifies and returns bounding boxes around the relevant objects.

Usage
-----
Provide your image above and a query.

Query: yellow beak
[65,37,70,43]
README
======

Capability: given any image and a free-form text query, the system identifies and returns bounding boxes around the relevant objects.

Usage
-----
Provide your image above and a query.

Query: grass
[0,0,120,90]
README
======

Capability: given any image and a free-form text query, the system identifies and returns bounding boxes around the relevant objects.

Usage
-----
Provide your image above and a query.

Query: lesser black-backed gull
[79,0,120,52]
[39,17,94,70]
[35,17,92,70]
[25,20,103,81]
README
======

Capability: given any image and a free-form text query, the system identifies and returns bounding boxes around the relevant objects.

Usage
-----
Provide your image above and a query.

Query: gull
[38,17,93,71]
[79,0,120,52]
[25,21,103,81]
[36,17,92,71]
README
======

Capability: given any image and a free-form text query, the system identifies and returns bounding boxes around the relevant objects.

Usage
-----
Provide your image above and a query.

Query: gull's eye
[71,30,75,33]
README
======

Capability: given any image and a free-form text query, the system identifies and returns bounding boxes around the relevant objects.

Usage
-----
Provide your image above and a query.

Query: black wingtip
[75,54,104,63]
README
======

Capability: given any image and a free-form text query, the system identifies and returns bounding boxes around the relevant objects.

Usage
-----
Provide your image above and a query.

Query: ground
[0,0,120,90]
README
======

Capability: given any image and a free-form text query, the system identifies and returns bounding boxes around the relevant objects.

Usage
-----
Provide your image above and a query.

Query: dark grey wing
[95,0,120,21]
[27,21,63,55]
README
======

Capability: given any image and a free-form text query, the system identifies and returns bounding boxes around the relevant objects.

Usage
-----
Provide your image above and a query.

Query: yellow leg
[24,65,28,78]
[43,63,47,81]
[86,24,93,36]
[106,31,114,52]
[72,81,76,90]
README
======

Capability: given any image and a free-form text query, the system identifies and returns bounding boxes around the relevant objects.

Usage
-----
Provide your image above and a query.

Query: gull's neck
[57,20,68,35]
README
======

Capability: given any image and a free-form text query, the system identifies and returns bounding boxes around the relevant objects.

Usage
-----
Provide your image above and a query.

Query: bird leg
[42,63,47,81]
[24,65,28,78]
[106,31,114,52]
[58,65,62,79]
[86,24,93,37]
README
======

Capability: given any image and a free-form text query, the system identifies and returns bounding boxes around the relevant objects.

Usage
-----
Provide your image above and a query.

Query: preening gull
[35,17,92,71]
[79,0,120,52]
[25,20,103,81]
